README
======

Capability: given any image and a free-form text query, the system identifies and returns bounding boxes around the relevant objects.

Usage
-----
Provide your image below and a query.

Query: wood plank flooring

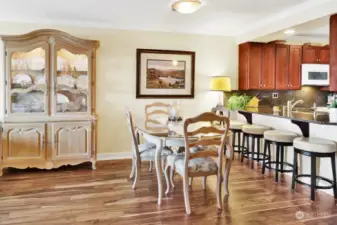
[0,158,336,225]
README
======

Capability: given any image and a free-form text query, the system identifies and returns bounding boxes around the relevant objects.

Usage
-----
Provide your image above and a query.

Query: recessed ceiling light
[171,0,203,14]
[284,29,296,35]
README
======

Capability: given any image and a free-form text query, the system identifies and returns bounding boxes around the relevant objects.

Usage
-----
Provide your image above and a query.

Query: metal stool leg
[262,140,268,175]
[291,149,298,191]
[241,134,247,163]
[275,144,280,183]
[257,137,261,164]
[251,137,255,169]
[238,131,242,156]
[232,132,236,160]
[331,155,337,198]
[311,155,317,201]
[280,145,284,173]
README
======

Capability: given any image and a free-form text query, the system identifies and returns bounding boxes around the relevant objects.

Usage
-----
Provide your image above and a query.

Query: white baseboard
[97,152,132,161]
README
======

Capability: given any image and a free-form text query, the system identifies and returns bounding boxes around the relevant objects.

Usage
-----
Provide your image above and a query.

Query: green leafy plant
[228,94,252,110]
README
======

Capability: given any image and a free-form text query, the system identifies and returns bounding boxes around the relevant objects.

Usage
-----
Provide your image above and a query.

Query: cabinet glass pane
[56,49,89,113]
[10,48,46,113]
[56,91,87,113]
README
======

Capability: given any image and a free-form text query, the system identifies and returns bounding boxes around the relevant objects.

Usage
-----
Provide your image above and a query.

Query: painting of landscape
[146,59,186,89]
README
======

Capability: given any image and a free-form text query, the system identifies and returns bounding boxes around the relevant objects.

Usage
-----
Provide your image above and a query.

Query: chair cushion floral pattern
[173,154,218,174]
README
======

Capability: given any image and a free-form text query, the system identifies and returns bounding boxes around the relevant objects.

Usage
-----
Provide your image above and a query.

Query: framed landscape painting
[136,49,195,98]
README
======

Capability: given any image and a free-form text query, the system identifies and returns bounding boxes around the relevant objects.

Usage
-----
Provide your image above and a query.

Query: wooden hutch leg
[91,161,97,170]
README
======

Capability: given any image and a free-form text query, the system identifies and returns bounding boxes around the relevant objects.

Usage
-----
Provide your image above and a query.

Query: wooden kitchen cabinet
[239,42,262,90]
[275,44,289,90]
[239,42,275,90]
[261,43,276,89]
[288,45,302,89]
[318,47,330,64]
[275,45,302,90]
[302,45,329,64]
[239,42,301,90]
[249,43,263,89]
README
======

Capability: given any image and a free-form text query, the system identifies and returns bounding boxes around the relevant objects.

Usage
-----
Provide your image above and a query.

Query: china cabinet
[0,29,99,175]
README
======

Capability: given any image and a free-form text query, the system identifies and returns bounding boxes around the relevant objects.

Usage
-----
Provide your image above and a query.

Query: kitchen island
[232,107,337,197]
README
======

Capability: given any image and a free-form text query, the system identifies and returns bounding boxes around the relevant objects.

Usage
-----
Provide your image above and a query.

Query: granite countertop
[238,107,337,125]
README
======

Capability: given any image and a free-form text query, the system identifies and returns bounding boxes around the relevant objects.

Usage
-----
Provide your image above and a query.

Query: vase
[329,108,337,122]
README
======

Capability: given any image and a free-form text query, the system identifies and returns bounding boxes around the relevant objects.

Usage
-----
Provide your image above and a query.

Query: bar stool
[291,137,337,201]
[230,120,247,160]
[241,124,272,169]
[262,130,299,183]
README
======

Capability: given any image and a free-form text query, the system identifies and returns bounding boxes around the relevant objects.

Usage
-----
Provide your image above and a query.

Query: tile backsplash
[233,86,328,108]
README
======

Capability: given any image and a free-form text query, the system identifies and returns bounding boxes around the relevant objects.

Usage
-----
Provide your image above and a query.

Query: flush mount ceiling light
[284,29,296,35]
[171,0,203,14]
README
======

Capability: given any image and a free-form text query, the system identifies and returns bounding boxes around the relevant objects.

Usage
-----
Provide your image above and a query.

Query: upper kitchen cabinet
[275,44,289,90]
[275,45,301,90]
[239,42,275,90]
[261,43,276,90]
[239,42,302,91]
[318,47,330,64]
[288,45,302,90]
[239,42,263,90]
[302,44,329,64]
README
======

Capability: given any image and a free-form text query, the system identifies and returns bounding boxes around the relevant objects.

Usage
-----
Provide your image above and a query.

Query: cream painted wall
[0,22,238,154]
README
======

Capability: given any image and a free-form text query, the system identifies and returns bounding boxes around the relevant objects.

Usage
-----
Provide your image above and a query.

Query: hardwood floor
[0,158,336,225]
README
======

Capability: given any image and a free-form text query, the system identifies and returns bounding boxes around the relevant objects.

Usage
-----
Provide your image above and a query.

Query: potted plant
[228,94,252,110]
[329,100,337,122]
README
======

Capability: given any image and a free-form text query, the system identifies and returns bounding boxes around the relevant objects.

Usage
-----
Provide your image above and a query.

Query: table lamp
[210,76,231,107]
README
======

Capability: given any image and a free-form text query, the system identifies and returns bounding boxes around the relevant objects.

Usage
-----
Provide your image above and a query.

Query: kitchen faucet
[287,99,304,111]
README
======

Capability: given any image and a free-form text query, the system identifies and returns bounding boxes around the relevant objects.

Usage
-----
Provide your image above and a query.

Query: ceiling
[254,16,330,44]
[0,0,310,37]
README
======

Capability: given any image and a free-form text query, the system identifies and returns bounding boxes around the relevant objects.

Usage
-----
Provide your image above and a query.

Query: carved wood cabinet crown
[0,29,100,175]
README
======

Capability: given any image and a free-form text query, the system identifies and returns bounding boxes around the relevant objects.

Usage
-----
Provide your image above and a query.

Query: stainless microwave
[302,64,329,86]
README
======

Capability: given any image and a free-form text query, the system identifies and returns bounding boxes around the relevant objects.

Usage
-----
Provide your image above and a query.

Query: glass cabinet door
[8,46,48,115]
[54,48,90,114]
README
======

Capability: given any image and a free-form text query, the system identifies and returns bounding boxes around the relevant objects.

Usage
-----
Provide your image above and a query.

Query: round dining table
[135,118,233,205]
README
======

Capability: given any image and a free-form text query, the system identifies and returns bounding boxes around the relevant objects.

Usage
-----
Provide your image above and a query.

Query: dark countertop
[238,107,337,125]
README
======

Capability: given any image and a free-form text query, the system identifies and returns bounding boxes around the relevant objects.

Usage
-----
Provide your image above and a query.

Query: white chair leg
[183,175,191,215]
[149,161,153,172]
[189,177,193,186]
[169,166,175,188]
[161,159,165,174]
[132,159,141,189]
[202,176,207,190]
[164,165,171,195]
[216,173,222,210]
[129,158,135,179]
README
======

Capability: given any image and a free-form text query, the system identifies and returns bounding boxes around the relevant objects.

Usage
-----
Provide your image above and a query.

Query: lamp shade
[210,76,231,92]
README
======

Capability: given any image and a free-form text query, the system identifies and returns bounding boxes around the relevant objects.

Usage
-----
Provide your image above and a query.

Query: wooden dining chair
[125,108,173,189]
[164,112,230,215]
[145,102,170,171]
